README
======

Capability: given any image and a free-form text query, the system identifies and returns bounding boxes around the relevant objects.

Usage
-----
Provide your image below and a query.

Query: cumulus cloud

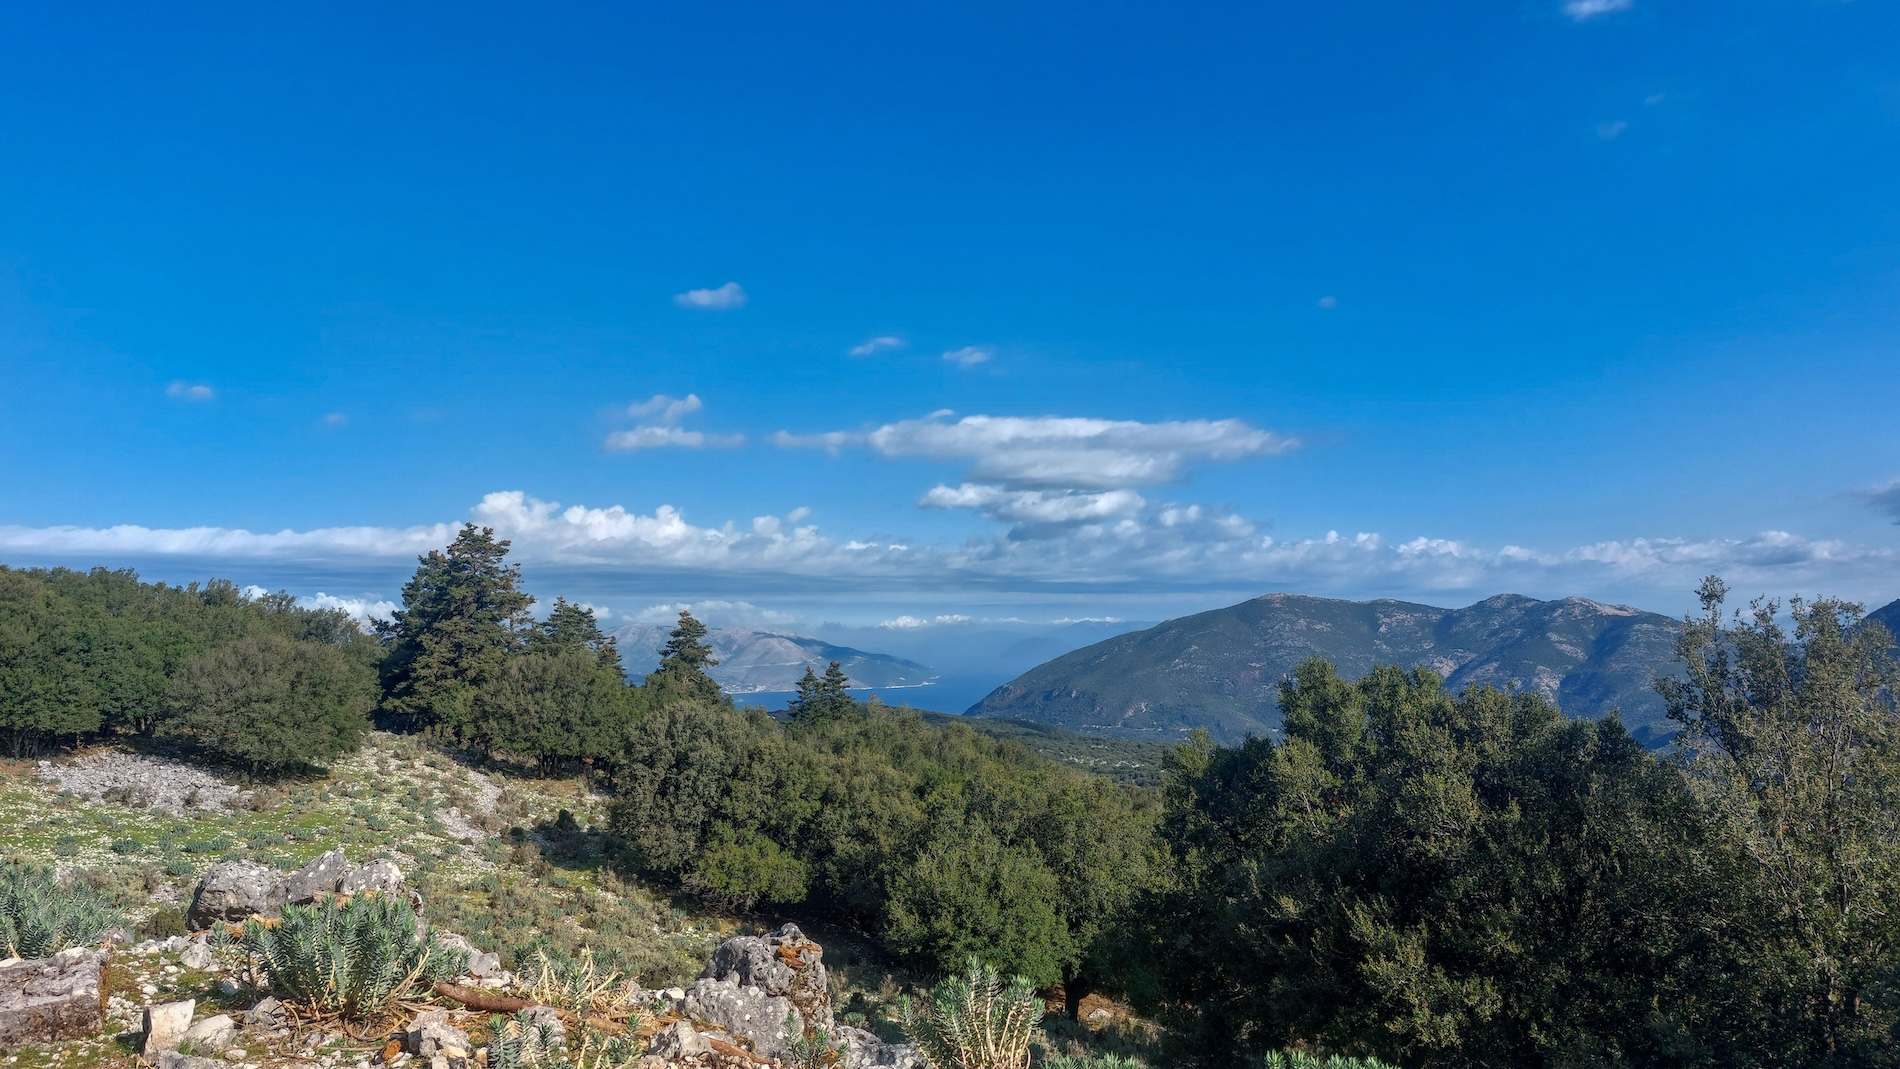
[673,282,747,310]
[605,393,744,451]
[1563,0,1632,21]
[1856,478,1900,523]
[240,585,394,625]
[166,381,215,402]
[920,484,1147,528]
[860,412,1296,490]
[943,346,993,367]
[850,336,904,357]
[774,411,1297,535]
[626,393,704,423]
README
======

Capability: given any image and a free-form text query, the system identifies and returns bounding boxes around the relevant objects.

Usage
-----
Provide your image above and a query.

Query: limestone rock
[157,1052,228,1069]
[702,922,833,1032]
[836,1028,927,1069]
[647,1021,710,1059]
[182,1013,237,1050]
[338,859,403,896]
[682,978,794,1061]
[143,998,198,1054]
[405,1009,470,1057]
[284,848,351,903]
[242,996,287,1033]
[180,940,216,971]
[435,933,501,979]
[0,947,108,1045]
[188,862,285,927]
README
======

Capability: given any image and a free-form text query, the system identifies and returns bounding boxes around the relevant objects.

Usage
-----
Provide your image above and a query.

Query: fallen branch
[707,1037,775,1066]
[433,983,530,1014]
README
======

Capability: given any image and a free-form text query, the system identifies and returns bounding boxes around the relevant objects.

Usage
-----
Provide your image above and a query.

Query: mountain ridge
[613,623,937,694]
[969,591,1685,746]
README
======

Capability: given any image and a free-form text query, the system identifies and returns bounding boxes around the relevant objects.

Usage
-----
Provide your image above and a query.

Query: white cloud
[879,614,975,629]
[4,492,1895,608]
[166,382,215,402]
[605,393,743,450]
[850,336,904,357]
[302,592,398,622]
[1597,120,1629,140]
[241,584,394,625]
[943,346,993,367]
[1563,0,1632,21]
[322,412,348,428]
[604,427,745,450]
[858,412,1297,491]
[1317,295,1337,309]
[626,393,703,423]
[920,484,1147,527]
[673,282,747,310]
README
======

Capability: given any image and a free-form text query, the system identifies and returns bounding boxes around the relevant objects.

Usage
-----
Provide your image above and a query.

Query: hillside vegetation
[971,592,1682,745]
[9,534,1900,1067]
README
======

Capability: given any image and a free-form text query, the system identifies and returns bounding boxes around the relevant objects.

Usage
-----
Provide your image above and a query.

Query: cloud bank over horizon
[3,489,1894,617]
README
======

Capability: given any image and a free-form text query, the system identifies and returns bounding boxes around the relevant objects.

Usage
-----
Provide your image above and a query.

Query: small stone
[183,1013,238,1050]
[216,978,241,996]
[141,983,159,996]
[142,999,197,1054]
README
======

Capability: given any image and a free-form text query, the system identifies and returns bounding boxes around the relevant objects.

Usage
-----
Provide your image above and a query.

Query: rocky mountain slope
[1865,596,1900,644]
[613,625,936,694]
[970,592,1685,746]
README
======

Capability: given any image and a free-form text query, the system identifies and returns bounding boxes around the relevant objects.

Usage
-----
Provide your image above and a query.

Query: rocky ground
[0,735,1151,1068]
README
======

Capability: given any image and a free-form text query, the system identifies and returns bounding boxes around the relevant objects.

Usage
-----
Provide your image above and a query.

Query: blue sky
[2,0,1898,632]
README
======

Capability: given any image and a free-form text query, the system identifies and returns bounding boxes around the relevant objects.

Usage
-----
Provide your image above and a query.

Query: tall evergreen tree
[532,597,624,675]
[377,525,534,737]
[789,660,856,722]
[644,609,725,707]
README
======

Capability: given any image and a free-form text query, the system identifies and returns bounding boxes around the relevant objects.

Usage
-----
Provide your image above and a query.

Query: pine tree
[533,597,624,675]
[377,525,535,738]
[789,660,856,723]
[644,610,725,707]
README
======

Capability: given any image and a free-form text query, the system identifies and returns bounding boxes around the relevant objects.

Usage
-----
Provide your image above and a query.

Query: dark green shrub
[163,858,196,877]
[52,834,81,857]
[111,838,141,855]
[136,906,188,941]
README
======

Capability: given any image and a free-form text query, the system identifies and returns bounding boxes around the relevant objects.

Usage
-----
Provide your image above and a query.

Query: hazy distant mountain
[614,624,937,694]
[807,619,1151,714]
[969,593,1685,746]
[1866,597,1900,644]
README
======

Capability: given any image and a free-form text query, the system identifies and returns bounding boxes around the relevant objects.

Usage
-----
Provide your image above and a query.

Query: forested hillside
[972,592,1682,745]
[10,534,1900,1067]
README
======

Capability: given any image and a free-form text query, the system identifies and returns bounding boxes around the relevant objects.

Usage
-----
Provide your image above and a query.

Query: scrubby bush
[0,860,123,957]
[242,894,464,1022]
[134,905,187,942]
[899,958,1044,1069]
